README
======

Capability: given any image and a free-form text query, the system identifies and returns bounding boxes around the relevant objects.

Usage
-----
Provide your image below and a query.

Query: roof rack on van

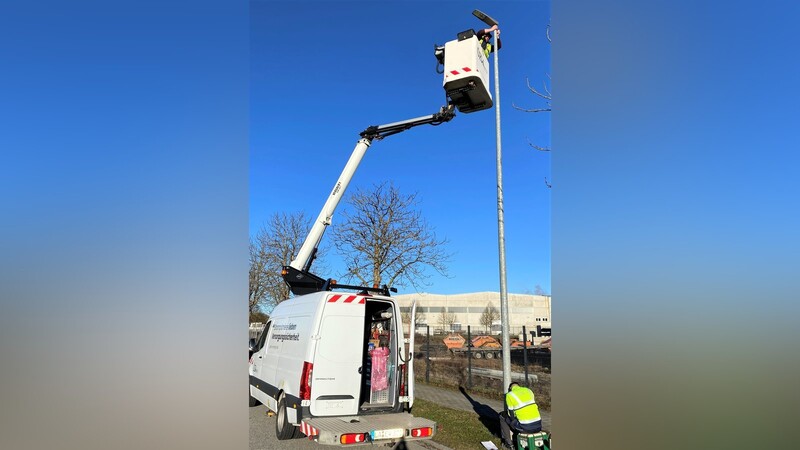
[322,279,398,297]
[282,265,397,297]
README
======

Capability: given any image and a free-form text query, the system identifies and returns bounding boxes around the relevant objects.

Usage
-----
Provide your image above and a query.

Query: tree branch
[332,182,450,289]
[526,137,551,152]
[526,76,552,101]
[512,102,551,113]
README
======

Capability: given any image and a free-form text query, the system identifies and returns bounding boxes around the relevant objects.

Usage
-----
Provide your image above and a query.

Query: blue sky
[4,2,800,445]
[250,1,551,295]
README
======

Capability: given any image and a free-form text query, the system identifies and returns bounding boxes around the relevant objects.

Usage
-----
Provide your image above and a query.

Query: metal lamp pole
[473,9,511,391]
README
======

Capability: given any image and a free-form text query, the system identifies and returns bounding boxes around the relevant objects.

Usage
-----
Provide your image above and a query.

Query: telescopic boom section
[283,105,456,296]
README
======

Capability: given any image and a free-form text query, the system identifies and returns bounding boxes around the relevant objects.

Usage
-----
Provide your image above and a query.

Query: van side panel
[249,293,326,418]
[274,313,313,402]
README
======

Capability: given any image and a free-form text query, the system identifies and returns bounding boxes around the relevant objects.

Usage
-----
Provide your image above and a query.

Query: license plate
[371,428,404,440]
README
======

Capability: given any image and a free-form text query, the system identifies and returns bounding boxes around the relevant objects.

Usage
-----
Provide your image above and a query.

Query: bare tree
[534,284,549,296]
[249,310,269,324]
[249,238,269,315]
[513,24,552,188]
[332,182,450,289]
[479,303,500,333]
[436,308,456,333]
[249,211,317,313]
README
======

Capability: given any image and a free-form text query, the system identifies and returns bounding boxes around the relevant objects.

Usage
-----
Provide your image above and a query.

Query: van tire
[275,394,300,440]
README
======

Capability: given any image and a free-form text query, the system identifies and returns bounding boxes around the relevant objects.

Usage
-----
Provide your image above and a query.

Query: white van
[248,290,434,446]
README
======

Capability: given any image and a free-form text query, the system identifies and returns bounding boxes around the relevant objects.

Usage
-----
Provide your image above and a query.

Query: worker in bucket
[500,382,542,448]
[476,24,502,57]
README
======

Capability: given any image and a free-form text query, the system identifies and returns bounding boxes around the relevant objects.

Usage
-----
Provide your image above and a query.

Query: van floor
[359,401,391,409]
[359,402,396,415]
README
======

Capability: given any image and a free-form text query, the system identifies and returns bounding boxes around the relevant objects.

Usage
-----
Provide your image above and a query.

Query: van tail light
[410,427,433,438]
[299,361,313,400]
[340,433,367,444]
[399,364,406,397]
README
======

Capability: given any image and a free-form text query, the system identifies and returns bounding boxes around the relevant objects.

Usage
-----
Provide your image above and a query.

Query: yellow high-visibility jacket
[505,385,541,424]
[481,42,494,57]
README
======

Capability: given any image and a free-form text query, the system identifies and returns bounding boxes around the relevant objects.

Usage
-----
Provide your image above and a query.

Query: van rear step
[303,412,436,446]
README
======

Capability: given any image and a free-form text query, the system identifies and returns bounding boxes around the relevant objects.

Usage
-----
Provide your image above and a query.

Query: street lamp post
[473,9,511,391]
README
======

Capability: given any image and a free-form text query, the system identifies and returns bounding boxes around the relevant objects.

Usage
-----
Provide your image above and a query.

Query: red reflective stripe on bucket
[462,67,472,72]
[450,70,459,75]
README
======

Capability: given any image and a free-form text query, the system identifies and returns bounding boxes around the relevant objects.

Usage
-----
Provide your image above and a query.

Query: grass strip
[413,398,502,450]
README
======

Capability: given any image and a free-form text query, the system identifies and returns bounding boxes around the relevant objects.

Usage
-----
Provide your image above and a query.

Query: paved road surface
[249,403,451,450]
[249,384,550,449]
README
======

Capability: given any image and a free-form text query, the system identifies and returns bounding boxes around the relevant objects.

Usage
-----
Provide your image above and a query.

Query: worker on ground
[500,382,542,448]
[475,24,502,58]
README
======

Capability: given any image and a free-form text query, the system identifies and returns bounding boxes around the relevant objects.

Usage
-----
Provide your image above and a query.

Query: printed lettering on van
[272,333,300,342]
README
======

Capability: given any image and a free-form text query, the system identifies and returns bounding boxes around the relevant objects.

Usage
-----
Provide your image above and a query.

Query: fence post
[467,325,472,389]
[426,325,430,383]
[522,325,529,385]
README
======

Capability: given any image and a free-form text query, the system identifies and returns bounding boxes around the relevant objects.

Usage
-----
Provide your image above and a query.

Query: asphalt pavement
[249,403,452,450]
[249,384,550,449]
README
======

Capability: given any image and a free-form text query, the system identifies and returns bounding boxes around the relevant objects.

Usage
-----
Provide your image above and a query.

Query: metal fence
[416,324,551,339]
[417,325,550,389]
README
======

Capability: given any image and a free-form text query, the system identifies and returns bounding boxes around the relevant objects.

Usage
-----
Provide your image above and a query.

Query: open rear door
[408,299,417,409]
[311,294,366,416]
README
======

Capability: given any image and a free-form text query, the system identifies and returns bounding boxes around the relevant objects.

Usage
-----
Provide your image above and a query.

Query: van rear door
[310,293,366,416]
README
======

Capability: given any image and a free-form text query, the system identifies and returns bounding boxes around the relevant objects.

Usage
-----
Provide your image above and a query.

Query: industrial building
[394,292,551,338]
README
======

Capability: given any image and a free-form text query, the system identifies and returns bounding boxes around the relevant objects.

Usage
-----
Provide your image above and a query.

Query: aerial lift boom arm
[283,105,456,295]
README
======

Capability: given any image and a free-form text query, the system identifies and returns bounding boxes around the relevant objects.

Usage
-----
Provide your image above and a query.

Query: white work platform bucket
[442,35,492,113]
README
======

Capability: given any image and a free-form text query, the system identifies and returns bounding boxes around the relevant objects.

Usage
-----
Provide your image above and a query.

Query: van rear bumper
[302,412,435,446]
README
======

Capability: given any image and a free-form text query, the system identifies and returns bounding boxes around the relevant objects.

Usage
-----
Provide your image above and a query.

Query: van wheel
[275,394,300,440]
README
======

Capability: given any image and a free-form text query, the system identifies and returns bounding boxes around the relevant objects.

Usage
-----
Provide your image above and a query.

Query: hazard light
[340,433,367,444]
[299,361,313,400]
[410,427,433,438]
